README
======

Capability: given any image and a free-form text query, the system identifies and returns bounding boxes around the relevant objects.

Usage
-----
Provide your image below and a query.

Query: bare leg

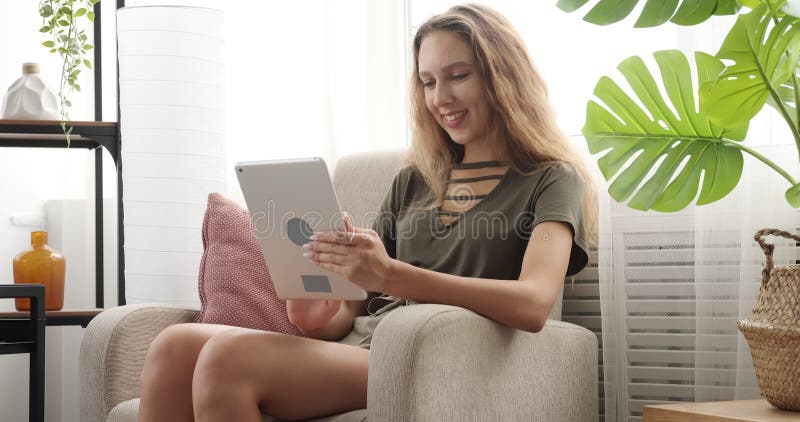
[138,323,237,422]
[192,329,370,422]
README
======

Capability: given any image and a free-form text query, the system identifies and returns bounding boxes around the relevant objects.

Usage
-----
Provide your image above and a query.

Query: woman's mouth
[442,110,467,128]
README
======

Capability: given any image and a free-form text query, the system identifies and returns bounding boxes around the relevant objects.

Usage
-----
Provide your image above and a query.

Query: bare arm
[306,216,574,333]
[382,221,573,332]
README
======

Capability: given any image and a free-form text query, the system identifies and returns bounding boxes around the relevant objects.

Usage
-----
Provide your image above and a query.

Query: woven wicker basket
[738,229,800,411]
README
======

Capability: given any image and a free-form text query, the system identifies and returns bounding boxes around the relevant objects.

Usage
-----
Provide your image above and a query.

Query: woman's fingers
[343,212,354,233]
[305,240,349,255]
[311,230,371,245]
[311,252,346,265]
[313,259,347,275]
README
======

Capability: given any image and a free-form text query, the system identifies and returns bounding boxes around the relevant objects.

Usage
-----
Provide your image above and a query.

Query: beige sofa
[80,149,599,422]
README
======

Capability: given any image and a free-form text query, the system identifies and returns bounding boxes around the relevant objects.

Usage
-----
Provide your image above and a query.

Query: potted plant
[558,0,800,409]
[38,0,100,143]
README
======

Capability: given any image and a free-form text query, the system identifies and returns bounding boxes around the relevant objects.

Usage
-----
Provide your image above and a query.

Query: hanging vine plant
[38,0,100,145]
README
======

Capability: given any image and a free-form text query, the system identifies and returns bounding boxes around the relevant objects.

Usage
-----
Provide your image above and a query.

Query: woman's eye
[422,80,435,88]
[453,73,468,81]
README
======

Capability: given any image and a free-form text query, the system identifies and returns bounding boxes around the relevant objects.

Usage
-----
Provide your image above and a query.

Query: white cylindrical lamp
[117,6,226,306]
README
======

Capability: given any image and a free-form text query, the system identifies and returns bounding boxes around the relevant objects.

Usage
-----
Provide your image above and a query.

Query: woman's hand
[303,212,394,293]
[286,299,343,333]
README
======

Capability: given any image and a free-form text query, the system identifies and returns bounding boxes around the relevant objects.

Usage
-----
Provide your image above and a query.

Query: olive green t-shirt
[372,161,589,280]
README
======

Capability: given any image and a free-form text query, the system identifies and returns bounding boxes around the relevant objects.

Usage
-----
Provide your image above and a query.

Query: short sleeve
[532,163,589,276]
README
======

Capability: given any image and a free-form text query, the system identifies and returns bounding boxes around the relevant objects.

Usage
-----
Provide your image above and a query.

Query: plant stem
[766,79,800,160]
[760,3,800,158]
[59,11,69,145]
[721,139,797,186]
[793,71,800,131]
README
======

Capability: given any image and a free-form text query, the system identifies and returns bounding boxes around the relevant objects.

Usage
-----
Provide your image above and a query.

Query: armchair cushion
[106,399,367,422]
[80,304,200,422]
[368,304,599,421]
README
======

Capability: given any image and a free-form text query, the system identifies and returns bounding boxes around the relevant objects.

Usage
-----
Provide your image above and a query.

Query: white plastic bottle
[1,62,60,120]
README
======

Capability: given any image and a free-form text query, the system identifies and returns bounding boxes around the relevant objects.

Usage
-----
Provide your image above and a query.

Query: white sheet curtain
[591,13,800,422]
[598,136,800,422]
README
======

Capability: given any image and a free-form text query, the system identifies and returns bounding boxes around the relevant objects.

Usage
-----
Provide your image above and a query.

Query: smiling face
[417,30,494,157]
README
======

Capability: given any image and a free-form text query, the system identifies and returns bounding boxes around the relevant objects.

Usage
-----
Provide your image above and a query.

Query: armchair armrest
[79,304,199,422]
[367,304,598,422]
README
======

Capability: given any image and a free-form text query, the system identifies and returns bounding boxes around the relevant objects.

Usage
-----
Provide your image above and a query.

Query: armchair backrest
[332,149,563,320]
[333,148,407,228]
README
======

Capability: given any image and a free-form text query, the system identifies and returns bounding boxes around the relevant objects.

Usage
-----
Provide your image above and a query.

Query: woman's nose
[433,84,453,107]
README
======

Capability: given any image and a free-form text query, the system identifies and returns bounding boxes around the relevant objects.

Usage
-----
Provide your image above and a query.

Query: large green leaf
[584,50,749,212]
[738,1,788,11]
[786,182,800,206]
[738,0,762,8]
[702,4,800,127]
[556,0,740,27]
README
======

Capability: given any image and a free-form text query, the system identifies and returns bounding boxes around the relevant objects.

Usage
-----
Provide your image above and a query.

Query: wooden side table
[643,399,800,421]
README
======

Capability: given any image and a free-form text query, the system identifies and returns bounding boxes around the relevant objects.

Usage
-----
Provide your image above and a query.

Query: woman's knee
[141,323,207,386]
[192,330,279,403]
[193,330,254,384]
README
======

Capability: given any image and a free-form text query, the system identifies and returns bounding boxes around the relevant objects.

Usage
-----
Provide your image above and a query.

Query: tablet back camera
[287,217,314,246]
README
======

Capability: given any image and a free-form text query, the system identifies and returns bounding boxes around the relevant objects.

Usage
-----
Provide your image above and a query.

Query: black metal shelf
[0,319,38,342]
[0,120,119,160]
[0,309,102,328]
[0,341,35,355]
[0,119,124,310]
[1,2,125,421]
[1,1,127,315]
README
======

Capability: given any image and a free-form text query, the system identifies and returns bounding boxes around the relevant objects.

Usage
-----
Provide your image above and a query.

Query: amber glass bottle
[13,231,66,311]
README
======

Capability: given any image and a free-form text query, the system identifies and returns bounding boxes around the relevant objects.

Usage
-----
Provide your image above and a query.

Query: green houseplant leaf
[556,0,740,28]
[738,0,762,8]
[584,50,749,212]
[561,1,800,210]
[767,66,800,205]
[767,67,800,126]
[785,181,800,206]
[739,0,791,12]
[701,4,800,128]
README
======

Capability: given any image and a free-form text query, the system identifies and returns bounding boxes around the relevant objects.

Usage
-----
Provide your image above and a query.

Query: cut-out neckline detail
[436,165,512,228]
[450,160,510,170]
[447,174,505,184]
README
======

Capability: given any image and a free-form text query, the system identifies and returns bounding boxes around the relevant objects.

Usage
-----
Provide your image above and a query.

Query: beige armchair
[80,149,599,422]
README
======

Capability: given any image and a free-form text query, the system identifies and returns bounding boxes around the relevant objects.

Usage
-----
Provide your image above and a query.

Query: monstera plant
[559,0,800,211]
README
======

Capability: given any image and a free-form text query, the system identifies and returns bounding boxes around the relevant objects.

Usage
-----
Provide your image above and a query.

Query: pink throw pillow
[196,192,303,336]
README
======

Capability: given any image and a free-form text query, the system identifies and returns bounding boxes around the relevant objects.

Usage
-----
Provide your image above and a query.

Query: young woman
[138,4,595,421]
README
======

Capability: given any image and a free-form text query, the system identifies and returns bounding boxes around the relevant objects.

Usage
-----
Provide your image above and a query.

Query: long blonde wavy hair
[406,3,598,245]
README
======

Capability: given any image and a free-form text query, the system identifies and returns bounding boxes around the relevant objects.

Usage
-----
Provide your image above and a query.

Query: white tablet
[235,157,368,300]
